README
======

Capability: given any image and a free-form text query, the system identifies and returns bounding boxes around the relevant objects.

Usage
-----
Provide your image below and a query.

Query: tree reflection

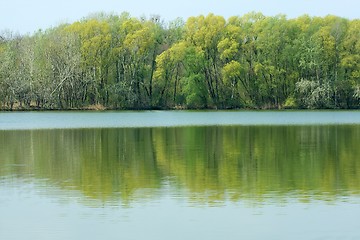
[0,125,360,205]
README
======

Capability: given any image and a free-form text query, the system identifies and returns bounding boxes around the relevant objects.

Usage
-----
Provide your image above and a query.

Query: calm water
[1,110,360,129]
[1,111,360,240]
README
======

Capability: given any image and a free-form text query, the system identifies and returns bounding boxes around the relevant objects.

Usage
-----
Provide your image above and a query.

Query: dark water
[1,112,360,240]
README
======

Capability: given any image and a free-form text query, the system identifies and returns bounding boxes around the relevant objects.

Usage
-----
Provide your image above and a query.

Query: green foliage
[284,96,297,109]
[153,41,188,107]
[0,12,359,110]
[183,74,208,108]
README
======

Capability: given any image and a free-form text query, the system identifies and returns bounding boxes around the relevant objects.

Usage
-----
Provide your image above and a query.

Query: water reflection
[1,125,360,206]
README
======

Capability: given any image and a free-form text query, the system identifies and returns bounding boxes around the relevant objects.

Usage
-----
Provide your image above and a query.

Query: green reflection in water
[1,125,360,205]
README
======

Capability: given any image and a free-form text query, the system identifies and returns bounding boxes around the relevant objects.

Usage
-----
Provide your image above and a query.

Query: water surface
[1,111,360,239]
[1,110,360,129]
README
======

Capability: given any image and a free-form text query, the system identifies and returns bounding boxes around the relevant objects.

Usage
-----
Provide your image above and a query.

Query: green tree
[66,18,111,105]
[0,12,359,110]
[185,14,226,107]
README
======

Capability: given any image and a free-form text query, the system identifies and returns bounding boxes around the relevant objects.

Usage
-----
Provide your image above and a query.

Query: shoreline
[1,104,360,112]
[1,105,360,112]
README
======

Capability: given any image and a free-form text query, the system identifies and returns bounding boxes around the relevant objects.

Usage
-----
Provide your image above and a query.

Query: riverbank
[1,103,359,111]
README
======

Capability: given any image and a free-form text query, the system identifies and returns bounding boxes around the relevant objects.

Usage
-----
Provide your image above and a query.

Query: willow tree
[225,12,266,107]
[339,19,360,107]
[185,14,227,107]
[154,42,187,107]
[65,18,111,105]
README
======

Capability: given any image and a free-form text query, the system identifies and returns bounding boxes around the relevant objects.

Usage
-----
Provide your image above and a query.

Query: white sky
[1,0,359,34]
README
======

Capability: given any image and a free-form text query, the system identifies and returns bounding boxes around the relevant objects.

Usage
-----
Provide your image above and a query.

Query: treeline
[0,12,359,110]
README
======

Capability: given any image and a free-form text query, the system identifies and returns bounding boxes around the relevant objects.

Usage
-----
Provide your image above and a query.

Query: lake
[1,111,360,240]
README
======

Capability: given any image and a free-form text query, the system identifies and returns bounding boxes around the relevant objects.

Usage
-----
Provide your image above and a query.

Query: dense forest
[0,12,359,110]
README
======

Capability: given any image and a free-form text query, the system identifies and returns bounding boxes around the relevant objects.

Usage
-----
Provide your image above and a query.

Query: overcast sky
[1,0,359,34]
